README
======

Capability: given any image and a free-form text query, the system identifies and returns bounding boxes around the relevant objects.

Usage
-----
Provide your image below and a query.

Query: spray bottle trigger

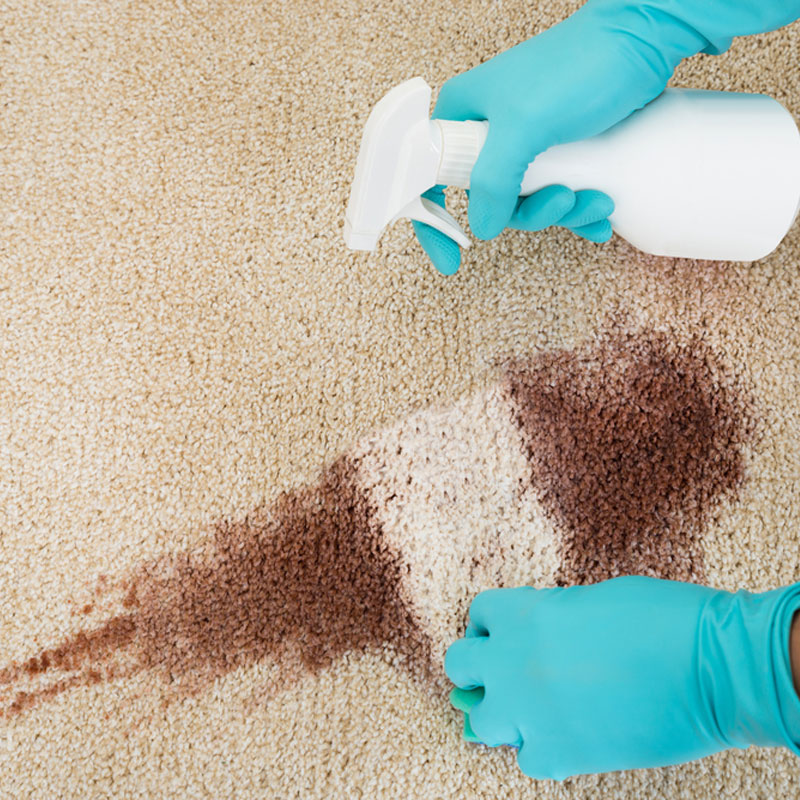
[393,195,471,249]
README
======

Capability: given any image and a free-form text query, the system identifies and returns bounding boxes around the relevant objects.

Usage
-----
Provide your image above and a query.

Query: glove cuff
[700,582,800,752]
[764,583,800,751]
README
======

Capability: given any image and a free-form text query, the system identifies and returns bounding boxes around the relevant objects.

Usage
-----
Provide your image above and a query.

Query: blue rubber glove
[414,0,800,275]
[445,576,800,780]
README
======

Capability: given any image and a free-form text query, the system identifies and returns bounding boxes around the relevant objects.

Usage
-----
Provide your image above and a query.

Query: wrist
[703,584,800,752]
[575,1,717,80]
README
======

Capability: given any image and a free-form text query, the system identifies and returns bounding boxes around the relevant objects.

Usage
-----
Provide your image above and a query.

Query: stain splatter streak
[0,456,431,717]
[1,326,757,717]
[500,328,757,585]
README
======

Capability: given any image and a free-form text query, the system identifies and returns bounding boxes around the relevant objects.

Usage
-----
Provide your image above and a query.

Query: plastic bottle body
[437,88,800,261]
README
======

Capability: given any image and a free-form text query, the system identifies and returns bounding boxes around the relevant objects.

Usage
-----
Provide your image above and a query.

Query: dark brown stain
[499,328,757,585]
[0,455,431,717]
[0,325,759,718]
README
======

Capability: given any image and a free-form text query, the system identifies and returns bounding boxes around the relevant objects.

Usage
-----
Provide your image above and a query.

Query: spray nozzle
[344,77,484,252]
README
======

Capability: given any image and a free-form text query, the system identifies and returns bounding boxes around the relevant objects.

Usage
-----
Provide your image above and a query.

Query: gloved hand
[445,576,800,780]
[414,0,800,275]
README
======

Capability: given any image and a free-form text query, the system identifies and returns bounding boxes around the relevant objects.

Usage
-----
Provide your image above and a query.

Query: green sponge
[449,686,485,742]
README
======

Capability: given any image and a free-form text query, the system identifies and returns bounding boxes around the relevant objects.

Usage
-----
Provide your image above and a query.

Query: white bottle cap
[434,119,489,189]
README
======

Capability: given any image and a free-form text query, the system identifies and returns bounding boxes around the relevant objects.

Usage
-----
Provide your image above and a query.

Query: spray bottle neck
[434,119,489,189]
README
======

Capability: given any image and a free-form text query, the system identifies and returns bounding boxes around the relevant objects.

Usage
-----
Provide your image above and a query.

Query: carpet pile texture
[2,1,800,797]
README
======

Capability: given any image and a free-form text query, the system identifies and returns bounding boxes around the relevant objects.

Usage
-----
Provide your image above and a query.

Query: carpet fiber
[2,1,800,797]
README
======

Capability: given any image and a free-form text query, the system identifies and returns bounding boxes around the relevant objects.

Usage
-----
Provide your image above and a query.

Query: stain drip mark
[500,329,756,585]
[0,456,431,717]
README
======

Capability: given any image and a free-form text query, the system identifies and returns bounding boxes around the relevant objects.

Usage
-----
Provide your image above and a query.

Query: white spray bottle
[344,77,800,262]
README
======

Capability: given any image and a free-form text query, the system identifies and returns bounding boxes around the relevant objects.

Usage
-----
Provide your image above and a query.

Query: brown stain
[1,325,758,718]
[0,456,431,717]
[8,672,106,717]
[499,328,757,585]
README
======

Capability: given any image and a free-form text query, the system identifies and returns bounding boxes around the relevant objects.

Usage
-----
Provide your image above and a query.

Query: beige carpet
[2,0,800,797]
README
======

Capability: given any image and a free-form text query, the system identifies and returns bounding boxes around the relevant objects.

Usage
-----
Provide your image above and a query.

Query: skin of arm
[792,611,800,698]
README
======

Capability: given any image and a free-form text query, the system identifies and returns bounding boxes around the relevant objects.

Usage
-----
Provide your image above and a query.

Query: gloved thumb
[467,122,544,241]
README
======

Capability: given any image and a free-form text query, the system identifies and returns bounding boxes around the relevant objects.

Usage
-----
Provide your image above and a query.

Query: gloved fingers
[411,220,462,275]
[422,183,447,208]
[411,185,462,276]
[450,685,484,713]
[444,636,489,689]
[517,737,573,781]
[557,189,614,229]
[467,587,518,636]
[516,737,553,780]
[431,73,483,122]
[462,710,480,742]
[468,692,523,748]
[465,619,487,638]
[566,219,613,243]
[468,122,542,241]
[508,184,576,232]
[450,687,485,742]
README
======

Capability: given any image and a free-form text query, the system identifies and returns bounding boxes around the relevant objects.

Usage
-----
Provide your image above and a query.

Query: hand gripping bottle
[344,78,800,262]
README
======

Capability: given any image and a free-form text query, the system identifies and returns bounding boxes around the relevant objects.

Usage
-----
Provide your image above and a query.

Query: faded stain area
[0,456,431,717]
[0,326,758,717]
[500,328,757,585]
